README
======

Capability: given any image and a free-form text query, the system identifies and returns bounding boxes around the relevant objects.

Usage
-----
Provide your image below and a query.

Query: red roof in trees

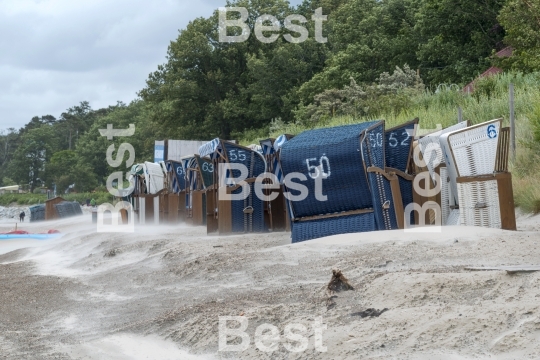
[495,47,513,58]
[462,47,513,93]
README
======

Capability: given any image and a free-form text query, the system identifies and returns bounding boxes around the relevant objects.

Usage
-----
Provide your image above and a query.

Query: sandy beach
[1,212,540,359]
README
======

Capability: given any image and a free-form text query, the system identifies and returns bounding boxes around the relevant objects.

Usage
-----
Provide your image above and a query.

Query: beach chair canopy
[144,162,165,194]
[280,121,381,219]
[198,138,221,159]
[442,118,502,178]
[260,134,294,183]
[199,139,266,185]
[418,120,469,182]
[385,118,418,173]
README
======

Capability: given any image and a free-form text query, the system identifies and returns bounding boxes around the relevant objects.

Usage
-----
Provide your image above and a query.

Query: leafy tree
[56,101,96,150]
[8,125,57,192]
[414,0,506,85]
[498,0,540,71]
[75,100,156,185]
[0,128,19,183]
[46,150,98,192]
[19,115,56,134]
[140,0,329,139]
[2,177,16,186]
[297,0,421,102]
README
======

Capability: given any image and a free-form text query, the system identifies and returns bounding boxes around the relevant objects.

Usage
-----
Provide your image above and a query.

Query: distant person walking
[90,198,96,207]
[19,211,25,222]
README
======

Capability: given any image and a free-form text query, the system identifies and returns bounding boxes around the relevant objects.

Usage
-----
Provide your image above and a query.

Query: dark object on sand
[327,269,354,293]
[351,308,389,318]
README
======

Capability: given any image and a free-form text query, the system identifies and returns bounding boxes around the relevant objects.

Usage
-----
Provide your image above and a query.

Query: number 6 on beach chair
[441,119,516,230]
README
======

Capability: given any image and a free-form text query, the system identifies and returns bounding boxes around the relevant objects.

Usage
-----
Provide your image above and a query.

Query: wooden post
[458,107,463,124]
[509,83,516,162]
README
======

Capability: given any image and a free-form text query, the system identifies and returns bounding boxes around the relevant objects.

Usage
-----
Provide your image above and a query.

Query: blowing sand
[0,212,539,359]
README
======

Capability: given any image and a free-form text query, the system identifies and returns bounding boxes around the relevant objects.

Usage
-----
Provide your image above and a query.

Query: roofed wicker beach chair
[165,160,186,194]
[198,139,268,234]
[279,121,404,243]
[417,120,469,226]
[441,119,516,230]
[384,118,418,227]
[260,135,294,232]
[163,160,186,223]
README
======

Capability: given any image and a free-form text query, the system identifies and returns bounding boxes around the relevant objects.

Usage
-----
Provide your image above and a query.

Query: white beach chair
[418,121,469,226]
[457,177,501,228]
[441,119,502,178]
[442,119,515,230]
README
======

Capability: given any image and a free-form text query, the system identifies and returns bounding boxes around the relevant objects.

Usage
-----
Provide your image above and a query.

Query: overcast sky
[0,0,303,130]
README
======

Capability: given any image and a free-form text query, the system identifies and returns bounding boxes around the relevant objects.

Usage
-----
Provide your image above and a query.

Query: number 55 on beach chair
[198,139,268,235]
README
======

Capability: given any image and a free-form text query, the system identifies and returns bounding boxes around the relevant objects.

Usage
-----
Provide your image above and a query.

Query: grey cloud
[0,0,305,130]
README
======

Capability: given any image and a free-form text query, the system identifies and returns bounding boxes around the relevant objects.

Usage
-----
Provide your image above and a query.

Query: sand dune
[1,212,539,359]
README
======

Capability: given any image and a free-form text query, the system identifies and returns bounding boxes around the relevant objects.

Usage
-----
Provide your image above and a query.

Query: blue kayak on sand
[0,233,63,240]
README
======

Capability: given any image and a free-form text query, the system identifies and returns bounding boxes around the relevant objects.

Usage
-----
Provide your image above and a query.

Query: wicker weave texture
[291,212,376,243]
[30,204,46,222]
[446,209,460,226]
[362,122,401,230]
[397,176,415,226]
[280,122,379,218]
[495,127,510,173]
[54,201,82,219]
[222,142,266,180]
[446,119,501,177]
[385,120,416,173]
[439,166,451,225]
[231,183,266,233]
[361,122,386,169]
[367,172,399,230]
[457,180,501,228]
[418,121,469,181]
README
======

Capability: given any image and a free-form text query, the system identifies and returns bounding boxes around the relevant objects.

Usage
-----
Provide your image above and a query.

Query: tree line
[1,0,538,193]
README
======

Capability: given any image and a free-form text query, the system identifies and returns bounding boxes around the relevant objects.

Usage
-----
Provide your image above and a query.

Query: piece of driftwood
[351,308,389,318]
[465,265,540,274]
[327,269,354,293]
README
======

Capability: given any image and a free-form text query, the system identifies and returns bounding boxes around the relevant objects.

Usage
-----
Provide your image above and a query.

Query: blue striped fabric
[198,138,220,158]
[165,161,178,193]
[260,139,274,156]
[167,160,185,193]
[274,135,288,152]
[273,135,290,184]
